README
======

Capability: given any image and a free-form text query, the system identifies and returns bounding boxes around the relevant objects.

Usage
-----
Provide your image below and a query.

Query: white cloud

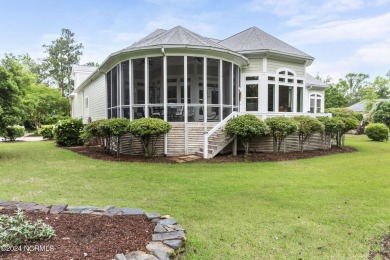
[356,38,390,66]
[283,12,390,44]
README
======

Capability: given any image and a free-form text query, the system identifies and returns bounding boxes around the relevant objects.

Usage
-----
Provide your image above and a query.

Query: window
[246,84,258,111]
[310,94,323,113]
[279,85,293,112]
[296,87,303,112]
[268,84,275,112]
[246,76,258,80]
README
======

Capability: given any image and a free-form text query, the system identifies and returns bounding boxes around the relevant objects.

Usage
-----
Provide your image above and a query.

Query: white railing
[238,112,332,120]
[203,112,238,159]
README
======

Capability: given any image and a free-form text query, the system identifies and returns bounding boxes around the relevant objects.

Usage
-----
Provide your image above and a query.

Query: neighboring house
[349,99,390,114]
[70,26,330,158]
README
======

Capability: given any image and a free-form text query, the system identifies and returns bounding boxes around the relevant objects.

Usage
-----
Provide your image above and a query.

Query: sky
[0,0,389,82]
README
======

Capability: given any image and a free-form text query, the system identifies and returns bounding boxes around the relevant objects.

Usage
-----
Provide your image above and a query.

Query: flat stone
[146,242,174,255]
[104,207,122,216]
[151,218,160,223]
[16,202,37,210]
[152,249,170,260]
[49,204,68,214]
[166,224,185,231]
[152,231,186,241]
[163,240,183,250]
[115,253,127,260]
[125,251,158,260]
[66,206,100,213]
[119,208,144,215]
[160,215,170,219]
[158,218,177,226]
[145,212,161,220]
[26,204,50,213]
[0,201,18,209]
[154,224,166,233]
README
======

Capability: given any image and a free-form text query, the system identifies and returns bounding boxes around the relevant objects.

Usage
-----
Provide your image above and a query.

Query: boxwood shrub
[365,123,389,142]
[53,118,84,147]
[38,125,54,140]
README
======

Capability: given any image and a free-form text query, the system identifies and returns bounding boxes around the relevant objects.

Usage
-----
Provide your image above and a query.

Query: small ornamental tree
[338,117,360,146]
[265,117,298,153]
[372,101,390,128]
[224,114,268,156]
[82,120,104,146]
[318,117,345,148]
[105,118,131,156]
[53,118,83,147]
[129,118,171,157]
[326,107,363,121]
[365,123,389,142]
[294,116,324,152]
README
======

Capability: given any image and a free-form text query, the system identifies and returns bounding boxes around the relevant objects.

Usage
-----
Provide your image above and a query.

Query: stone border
[0,200,186,260]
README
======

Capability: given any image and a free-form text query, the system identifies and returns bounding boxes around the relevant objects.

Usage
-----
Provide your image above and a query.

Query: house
[349,99,390,114]
[70,26,330,158]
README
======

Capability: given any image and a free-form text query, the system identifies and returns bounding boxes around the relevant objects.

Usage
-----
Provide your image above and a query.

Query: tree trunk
[273,136,278,153]
[232,138,237,157]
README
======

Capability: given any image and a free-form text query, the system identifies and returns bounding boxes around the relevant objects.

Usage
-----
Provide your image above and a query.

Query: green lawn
[0,135,389,259]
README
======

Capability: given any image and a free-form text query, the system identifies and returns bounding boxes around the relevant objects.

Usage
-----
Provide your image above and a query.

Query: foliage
[129,118,172,157]
[326,107,363,121]
[0,66,22,130]
[224,114,268,156]
[1,125,25,141]
[365,123,389,142]
[53,118,84,147]
[38,125,54,140]
[0,209,55,249]
[83,62,99,67]
[41,29,84,96]
[293,116,324,152]
[22,85,70,130]
[41,114,70,125]
[325,84,349,108]
[265,117,298,153]
[81,120,104,146]
[372,101,390,128]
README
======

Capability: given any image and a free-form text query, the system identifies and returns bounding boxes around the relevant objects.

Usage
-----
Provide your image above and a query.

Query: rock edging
[0,200,187,260]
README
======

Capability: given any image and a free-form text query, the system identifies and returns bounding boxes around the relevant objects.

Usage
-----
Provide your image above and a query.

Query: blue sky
[0,0,389,81]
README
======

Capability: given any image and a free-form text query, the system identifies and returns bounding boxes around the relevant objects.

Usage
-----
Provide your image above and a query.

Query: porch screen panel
[106,71,112,118]
[167,56,184,122]
[121,61,130,105]
[112,66,118,108]
[187,57,203,105]
[148,57,163,104]
[222,61,232,106]
[132,58,145,119]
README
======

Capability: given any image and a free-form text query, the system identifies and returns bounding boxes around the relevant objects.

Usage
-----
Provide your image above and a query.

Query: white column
[144,57,149,117]
[163,56,168,155]
[219,59,223,121]
[129,59,133,120]
[203,57,207,131]
[184,56,188,155]
[231,62,234,114]
[262,55,267,73]
[119,63,123,118]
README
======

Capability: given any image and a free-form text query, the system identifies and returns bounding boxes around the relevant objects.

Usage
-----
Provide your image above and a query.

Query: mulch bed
[0,209,155,260]
[64,145,357,163]
[369,233,390,260]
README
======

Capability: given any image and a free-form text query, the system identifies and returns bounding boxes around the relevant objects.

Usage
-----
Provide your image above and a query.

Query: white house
[70,26,329,158]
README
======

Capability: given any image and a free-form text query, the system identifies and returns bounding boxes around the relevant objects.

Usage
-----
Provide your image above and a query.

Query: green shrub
[101,118,131,155]
[225,114,268,156]
[1,125,25,141]
[365,123,389,142]
[53,118,84,147]
[81,120,105,146]
[265,117,298,153]
[294,116,324,152]
[129,118,172,157]
[318,117,345,148]
[38,125,54,140]
[372,101,390,128]
[41,114,70,125]
[0,209,55,249]
[326,107,363,121]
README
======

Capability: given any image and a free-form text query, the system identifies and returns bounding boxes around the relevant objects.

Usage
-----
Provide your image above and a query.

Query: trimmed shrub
[129,118,172,157]
[81,120,105,146]
[0,209,55,249]
[53,118,84,147]
[265,117,298,153]
[1,125,25,141]
[326,107,363,121]
[102,118,131,156]
[38,125,54,140]
[365,123,389,142]
[294,116,324,152]
[225,114,268,156]
[318,117,345,148]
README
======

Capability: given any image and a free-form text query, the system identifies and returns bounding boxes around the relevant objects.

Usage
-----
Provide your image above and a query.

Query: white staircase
[195,112,238,159]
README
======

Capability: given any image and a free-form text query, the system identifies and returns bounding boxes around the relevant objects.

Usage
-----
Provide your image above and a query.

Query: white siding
[267,58,305,77]
[242,57,263,74]
[83,74,106,121]
[71,92,84,119]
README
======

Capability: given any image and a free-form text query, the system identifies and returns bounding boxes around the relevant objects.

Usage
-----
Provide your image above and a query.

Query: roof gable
[126,26,228,50]
[219,27,313,59]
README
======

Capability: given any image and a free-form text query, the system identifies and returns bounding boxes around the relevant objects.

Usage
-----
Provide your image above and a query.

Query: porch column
[184,56,188,155]
[144,57,149,117]
[163,56,168,155]
[129,59,133,120]
[203,57,208,131]
[219,59,223,121]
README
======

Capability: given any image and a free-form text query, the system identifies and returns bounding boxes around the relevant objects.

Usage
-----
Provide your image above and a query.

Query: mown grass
[0,135,389,259]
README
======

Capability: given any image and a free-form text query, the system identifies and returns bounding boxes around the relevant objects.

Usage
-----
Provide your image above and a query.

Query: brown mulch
[64,145,356,163]
[369,233,390,260]
[0,209,155,260]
